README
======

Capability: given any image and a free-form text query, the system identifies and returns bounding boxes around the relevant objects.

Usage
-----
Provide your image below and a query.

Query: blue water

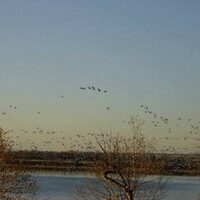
[31,173,200,200]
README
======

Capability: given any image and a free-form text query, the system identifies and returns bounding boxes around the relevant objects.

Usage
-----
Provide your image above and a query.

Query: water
[31,172,200,200]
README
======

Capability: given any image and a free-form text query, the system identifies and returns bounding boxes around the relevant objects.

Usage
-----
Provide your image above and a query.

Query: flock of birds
[1,105,42,116]
[0,86,200,154]
[80,86,108,93]
[59,104,200,153]
[1,86,110,117]
[0,86,111,151]
[137,105,200,153]
[80,86,110,110]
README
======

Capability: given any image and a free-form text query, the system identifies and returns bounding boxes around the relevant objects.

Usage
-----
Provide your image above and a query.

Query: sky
[0,1,200,152]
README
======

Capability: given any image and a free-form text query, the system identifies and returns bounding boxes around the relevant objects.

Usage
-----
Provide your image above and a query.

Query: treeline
[5,150,200,175]
[161,154,200,174]
[9,150,96,161]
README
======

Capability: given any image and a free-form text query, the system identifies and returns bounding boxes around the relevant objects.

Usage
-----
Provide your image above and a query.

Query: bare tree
[0,128,38,200]
[76,119,169,200]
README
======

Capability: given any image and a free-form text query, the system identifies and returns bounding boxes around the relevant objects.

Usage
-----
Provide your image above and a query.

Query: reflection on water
[31,171,200,200]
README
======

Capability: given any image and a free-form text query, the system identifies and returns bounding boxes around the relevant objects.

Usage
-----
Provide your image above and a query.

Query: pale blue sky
[0,1,200,151]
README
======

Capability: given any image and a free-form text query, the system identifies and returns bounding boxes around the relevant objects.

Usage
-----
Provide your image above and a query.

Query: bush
[0,128,38,200]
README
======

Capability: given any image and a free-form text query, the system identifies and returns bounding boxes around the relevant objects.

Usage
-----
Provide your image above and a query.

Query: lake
[31,172,200,200]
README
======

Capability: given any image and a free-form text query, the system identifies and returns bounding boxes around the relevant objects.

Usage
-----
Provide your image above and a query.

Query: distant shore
[9,158,200,177]
[6,150,200,176]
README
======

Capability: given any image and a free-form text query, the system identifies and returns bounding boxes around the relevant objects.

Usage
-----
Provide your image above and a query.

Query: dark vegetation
[0,130,38,200]
[6,150,200,175]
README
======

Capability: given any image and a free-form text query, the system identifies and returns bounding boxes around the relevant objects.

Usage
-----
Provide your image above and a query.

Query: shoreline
[8,151,200,177]
[14,160,200,177]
